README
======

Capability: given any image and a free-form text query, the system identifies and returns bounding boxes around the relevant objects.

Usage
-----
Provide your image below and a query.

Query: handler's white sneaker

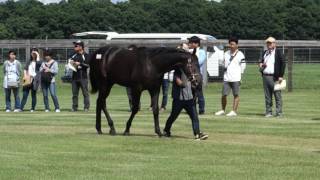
[226,111,237,117]
[5,109,11,113]
[55,109,60,113]
[215,110,225,116]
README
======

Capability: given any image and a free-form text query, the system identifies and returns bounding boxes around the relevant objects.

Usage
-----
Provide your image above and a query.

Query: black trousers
[164,99,200,136]
[72,79,90,110]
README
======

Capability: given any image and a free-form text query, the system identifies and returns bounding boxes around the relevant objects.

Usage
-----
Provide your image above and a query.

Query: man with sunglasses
[70,40,90,112]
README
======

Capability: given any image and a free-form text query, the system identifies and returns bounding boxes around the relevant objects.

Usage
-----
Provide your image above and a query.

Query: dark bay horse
[89,46,201,136]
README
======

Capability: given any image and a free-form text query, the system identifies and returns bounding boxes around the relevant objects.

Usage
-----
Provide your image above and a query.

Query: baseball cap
[265,37,276,43]
[73,40,84,47]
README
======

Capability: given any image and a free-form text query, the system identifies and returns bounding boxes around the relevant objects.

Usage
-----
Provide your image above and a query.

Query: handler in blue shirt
[163,68,208,140]
[188,36,206,114]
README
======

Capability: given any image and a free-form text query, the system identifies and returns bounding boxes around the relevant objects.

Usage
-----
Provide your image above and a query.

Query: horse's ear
[192,48,197,55]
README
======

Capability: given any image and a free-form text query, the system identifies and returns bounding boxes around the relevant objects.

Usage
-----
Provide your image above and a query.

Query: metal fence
[1,41,320,64]
[239,47,320,63]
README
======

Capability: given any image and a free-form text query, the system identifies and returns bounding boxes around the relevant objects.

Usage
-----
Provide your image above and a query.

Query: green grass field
[0,64,319,179]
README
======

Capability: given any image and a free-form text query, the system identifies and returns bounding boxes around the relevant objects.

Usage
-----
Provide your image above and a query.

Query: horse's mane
[138,47,187,58]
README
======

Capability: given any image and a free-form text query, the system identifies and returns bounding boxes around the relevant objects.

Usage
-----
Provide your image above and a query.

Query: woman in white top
[3,50,22,112]
[20,48,42,112]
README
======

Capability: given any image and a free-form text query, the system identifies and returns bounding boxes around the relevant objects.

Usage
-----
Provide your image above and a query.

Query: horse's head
[181,49,202,89]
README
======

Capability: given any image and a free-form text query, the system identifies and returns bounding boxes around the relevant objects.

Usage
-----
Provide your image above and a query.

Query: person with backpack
[3,50,22,112]
[40,50,60,112]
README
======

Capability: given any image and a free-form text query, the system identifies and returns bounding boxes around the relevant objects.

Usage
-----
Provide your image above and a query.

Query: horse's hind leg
[124,89,142,136]
[96,93,103,134]
[149,88,162,137]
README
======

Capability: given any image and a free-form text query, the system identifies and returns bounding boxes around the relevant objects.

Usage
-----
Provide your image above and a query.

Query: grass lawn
[0,64,319,179]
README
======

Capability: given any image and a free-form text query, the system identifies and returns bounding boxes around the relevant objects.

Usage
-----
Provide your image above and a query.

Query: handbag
[41,62,55,84]
[41,71,53,84]
[22,74,32,87]
[274,79,286,91]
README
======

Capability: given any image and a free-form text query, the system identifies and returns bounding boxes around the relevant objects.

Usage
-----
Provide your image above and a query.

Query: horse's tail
[89,46,111,94]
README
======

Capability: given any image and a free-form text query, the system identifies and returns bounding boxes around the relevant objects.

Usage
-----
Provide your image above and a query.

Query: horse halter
[186,57,201,87]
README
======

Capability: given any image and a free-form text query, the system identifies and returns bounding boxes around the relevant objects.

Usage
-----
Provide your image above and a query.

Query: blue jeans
[195,85,205,113]
[161,79,170,109]
[20,86,37,110]
[4,88,21,110]
[42,82,60,110]
[164,99,200,135]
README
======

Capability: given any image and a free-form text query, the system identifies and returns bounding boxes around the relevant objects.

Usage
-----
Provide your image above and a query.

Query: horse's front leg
[149,88,162,137]
[96,84,116,135]
[124,89,142,136]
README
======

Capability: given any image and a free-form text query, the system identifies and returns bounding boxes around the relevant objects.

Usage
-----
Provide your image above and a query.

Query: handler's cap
[265,37,276,43]
[73,40,84,47]
[188,36,201,44]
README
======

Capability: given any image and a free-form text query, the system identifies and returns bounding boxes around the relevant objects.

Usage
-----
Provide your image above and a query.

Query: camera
[259,63,267,73]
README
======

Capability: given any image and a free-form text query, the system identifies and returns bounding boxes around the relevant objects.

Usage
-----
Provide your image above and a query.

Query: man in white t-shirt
[215,37,246,117]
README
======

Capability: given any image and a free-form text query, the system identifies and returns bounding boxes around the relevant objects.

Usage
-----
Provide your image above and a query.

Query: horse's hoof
[97,130,103,135]
[156,131,163,137]
[123,131,130,136]
[109,129,116,136]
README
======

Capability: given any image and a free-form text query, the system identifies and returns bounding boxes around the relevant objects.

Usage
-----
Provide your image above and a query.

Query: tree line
[0,0,319,40]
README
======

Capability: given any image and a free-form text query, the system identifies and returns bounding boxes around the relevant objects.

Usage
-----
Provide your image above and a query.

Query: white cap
[265,37,276,43]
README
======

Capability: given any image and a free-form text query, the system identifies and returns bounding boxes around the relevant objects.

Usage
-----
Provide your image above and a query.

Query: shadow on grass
[311,118,320,121]
[78,131,189,139]
[240,112,265,116]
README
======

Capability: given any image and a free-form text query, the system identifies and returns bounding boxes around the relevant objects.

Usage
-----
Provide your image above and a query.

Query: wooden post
[287,48,293,92]
[26,39,31,63]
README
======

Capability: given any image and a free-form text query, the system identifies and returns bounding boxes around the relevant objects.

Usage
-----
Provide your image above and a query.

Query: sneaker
[215,110,225,116]
[84,108,89,112]
[5,109,11,113]
[265,113,273,118]
[55,109,61,113]
[45,109,49,113]
[275,113,283,118]
[13,109,21,112]
[160,107,166,112]
[226,111,237,117]
[30,110,34,113]
[195,133,208,140]
[71,109,77,112]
